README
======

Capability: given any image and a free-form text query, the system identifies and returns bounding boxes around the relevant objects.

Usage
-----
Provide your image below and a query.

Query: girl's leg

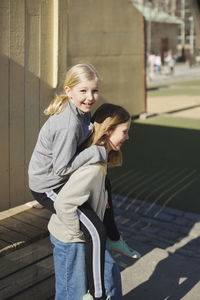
[104,176,141,259]
[104,249,123,300]
[31,190,55,212]
[104,175,120,241]
[78,202,107,299]
[50,234,87,300]
[30,184,64,213]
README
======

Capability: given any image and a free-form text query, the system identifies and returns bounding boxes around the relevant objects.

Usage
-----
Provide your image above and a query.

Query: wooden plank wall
[0,0,55,211]
[0,0,145,211]
[0,1,10,211]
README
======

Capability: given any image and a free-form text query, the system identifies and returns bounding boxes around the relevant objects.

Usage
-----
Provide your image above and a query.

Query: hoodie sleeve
[52,128,107,177]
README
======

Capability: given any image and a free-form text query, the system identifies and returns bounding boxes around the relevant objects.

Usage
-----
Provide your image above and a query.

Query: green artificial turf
[136,116,200,131]
[147,88,200,97]
[147,79,200,97]
[172,80,200,86]
[147,79,200,88]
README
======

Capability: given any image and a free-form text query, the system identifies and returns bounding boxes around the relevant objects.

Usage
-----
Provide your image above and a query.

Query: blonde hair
[44,63,100,115]
[81,103,131,167]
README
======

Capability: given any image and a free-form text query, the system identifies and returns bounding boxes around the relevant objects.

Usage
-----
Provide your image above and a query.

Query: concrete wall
[66,0,146,114]
[191,0,200,49]
[0,0,145,210]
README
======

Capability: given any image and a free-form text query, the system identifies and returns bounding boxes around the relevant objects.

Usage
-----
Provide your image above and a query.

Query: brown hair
[83,103,131,167]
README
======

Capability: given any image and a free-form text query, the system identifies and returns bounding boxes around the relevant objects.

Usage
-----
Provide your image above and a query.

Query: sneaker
[32,201,44,209]
[83,292,93,300]
[106,235,141,259]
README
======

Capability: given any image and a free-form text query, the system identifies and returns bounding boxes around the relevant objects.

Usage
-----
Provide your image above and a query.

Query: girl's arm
[52,128,106,177]
[66,144,106,174]
[54,164,104,237]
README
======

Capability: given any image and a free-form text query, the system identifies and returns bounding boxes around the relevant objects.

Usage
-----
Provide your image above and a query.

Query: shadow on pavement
[123,237,200,300]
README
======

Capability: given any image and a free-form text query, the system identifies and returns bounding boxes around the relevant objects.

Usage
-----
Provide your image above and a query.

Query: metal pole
[147,1,152,52]
[189,16,194,55]
[181,0,185,48]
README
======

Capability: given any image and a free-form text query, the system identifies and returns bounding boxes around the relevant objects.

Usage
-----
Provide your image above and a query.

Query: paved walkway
[111,195,200,299]
[147,63,200,85]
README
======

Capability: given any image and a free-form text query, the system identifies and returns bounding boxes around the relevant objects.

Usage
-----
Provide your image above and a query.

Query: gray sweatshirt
[28,101,106,193]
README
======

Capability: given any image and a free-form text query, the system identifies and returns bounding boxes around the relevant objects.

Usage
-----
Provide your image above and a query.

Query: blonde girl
[28,63,106,210]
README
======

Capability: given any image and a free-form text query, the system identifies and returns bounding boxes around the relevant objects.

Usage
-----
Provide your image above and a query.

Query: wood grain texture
[0,0,10,210]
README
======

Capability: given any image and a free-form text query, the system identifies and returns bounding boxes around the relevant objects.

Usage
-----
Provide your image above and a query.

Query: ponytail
[44,94,69,116]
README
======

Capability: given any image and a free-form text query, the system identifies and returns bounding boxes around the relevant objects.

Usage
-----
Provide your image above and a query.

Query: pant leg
[104,250,123,300]
[78,202,107,299]
[30,185,64,213]
[50,234,87,300]
[104,176,120,241]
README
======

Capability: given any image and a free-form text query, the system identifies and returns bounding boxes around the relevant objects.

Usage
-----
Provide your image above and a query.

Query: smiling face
[65,78,99,113]
[106,119,131,152]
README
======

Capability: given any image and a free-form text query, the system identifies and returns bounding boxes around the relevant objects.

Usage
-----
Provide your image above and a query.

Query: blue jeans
[50,234,122,299]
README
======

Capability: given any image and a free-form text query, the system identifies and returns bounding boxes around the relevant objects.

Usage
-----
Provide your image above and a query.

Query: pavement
[112,195,200,299]
[147,62,200,85]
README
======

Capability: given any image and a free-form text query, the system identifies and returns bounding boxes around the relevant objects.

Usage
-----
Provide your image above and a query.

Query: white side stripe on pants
[45,190,57,202]
[77,209,102,298]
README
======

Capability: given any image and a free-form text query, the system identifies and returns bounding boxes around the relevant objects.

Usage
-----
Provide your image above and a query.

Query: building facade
[132,0,197,59]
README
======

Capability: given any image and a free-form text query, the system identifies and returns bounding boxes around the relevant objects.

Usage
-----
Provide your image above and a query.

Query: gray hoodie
[28,101,106,193]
